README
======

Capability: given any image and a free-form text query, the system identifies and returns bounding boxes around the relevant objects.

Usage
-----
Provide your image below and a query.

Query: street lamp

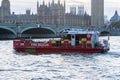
[16,22,21,39]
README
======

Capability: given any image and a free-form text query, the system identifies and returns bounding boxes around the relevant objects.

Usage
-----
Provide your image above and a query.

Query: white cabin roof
[60,28,99,35]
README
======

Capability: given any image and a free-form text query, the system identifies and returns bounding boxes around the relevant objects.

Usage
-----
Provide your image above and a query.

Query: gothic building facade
[0,0,91,27]
[37,0,91,27]
[0,0,37,24]
[37,0,66,26]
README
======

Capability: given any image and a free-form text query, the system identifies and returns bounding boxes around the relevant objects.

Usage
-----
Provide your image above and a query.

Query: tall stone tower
[91,0,104,27]
[1,0,11,18]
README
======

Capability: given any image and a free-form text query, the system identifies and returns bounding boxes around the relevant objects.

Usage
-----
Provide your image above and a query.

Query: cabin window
[72,35,74,38]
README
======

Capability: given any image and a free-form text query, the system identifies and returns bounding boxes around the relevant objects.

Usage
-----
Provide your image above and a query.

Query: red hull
[14,47,109,54]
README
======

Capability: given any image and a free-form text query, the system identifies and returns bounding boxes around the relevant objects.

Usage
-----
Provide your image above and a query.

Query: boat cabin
[59,28,99,48]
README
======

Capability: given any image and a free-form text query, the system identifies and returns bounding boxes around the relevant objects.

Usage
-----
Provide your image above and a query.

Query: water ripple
[0,36,120,80]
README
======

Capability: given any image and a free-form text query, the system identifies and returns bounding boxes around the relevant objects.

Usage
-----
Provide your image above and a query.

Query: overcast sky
[0,0,120,19]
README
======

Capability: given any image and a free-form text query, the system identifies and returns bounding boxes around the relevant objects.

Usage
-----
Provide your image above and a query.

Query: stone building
[65,12,90,27]
[3,10,37,24]
[0,0,37,24]
[91,0,104,27]
[37,0,65,26]
[37,0,91,27]
[0,0,11,22]
[0,0,91,27]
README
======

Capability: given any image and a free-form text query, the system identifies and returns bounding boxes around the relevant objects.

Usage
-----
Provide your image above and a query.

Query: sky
[0,0,120,20]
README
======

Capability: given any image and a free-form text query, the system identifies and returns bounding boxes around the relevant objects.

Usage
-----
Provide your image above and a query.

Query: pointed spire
[37,1,39,14]
[64,0,66,11]
[115,10,118,15]
[43,0,45,5]
[48,1,50,7]
[64,0,66,8]
[84,11,87,16]
[37,1,39,8]
[58,0,60,5]
[52,0,54,4]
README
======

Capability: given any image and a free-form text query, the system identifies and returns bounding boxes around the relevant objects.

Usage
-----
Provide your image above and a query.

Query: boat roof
[60,28,99,35]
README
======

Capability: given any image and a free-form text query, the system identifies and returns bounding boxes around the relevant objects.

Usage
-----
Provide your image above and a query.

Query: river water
[0,36,120,80]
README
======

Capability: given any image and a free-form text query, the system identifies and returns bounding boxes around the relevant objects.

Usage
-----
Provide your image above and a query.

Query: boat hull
[14,47,109,54]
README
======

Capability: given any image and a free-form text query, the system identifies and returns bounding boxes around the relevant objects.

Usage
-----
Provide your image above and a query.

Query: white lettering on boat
[20,43,24,46]
[31,43,49,47]
[31,43,37,46]
[38,43,49,46]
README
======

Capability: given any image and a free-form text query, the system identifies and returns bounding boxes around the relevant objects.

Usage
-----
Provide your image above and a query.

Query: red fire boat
[13,28,110,54]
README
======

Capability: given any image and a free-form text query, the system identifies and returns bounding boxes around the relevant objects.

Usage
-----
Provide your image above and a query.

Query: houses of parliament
[0,0,91,27]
